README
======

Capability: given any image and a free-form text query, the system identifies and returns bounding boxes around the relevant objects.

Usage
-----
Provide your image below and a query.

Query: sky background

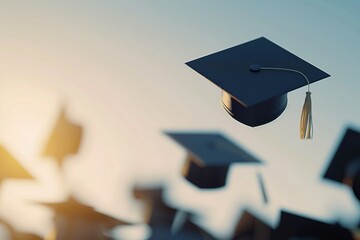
[0,1,360,239]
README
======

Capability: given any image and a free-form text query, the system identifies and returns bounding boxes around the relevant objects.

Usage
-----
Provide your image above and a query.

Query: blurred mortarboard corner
[133,185,176,227]
[42,107,82,167]
[38,196,129,240]
[233,210,354,240]
[0,145,32,185]
[165,132,261,188]
[232,210,271,240]
[133,184,211,239]
[186,37,330,132]
[272,210,354,240]
[323,127,360,201]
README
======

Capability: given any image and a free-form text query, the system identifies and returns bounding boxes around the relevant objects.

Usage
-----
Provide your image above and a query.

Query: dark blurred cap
[165,132,261,188]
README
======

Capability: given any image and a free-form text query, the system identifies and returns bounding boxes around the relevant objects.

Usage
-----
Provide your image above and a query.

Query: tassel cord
[261,67,310,92]
[260,67,312,139]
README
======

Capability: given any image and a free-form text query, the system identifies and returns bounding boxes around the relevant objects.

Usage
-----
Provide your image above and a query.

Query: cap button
[249,64,262,72]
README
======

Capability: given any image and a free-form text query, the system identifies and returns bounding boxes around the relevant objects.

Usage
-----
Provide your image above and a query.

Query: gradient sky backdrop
[0,1,360,239]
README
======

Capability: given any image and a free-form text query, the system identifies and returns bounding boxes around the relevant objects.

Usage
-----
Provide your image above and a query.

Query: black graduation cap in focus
[165,132,261,188]
[323,128,360,201]
[186,37,330,138]
[272,210,354,240]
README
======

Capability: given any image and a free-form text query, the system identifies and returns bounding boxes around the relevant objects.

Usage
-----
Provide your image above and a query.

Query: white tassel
[300,91,313,139]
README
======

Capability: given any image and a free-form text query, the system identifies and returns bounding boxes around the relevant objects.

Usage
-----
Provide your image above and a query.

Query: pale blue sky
[0,1,359,239]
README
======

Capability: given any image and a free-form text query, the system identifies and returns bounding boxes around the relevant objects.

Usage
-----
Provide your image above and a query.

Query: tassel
[258,66,314,138]
[300,91,313,139]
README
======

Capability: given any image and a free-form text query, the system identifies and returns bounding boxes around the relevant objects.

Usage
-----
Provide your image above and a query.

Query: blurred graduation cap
[133,186,176,227]
[0,145,32,185]
[147,216,212,240]
[186,37,330,138]
[165,132,261,188]
[43,107,82,167]
[272,210,354,240]
[232,210,271,240]
[40,197,129,240]
[133,185,211,240]
[233,210,354,240]
[323,128,360,201]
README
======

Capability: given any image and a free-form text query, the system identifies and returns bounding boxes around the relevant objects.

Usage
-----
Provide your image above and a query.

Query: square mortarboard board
[165,132,261,188]
[186,37,330,127]
[323,128,360,201]
[272,210,353,240]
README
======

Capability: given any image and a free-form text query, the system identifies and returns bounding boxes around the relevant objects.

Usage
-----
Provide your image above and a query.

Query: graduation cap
[0,145,32,185]
[272,210,354,240]
[147,216,211,240]
[178,218,216,240]
[186,37,330,139]
[353,171,360,201]
[323,128,360,200]
[165,132,261,188]
[40,197,129,240]
[232,210,271,240]
[43,107,82,167]
[133,186,209,240]
[133,186,177,227]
